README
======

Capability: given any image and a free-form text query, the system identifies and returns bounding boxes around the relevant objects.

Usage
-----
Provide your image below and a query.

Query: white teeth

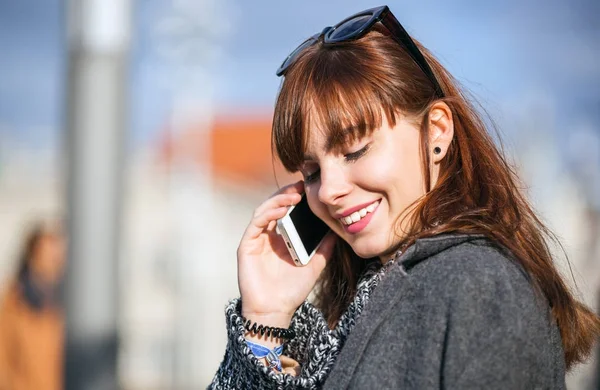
[339,200,379,225]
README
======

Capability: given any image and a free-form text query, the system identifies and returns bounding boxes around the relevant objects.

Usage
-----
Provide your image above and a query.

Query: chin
[348,232,402,260]
[349,242,386,260]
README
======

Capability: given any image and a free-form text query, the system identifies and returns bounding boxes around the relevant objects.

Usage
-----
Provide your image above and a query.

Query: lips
[337,200,380,234]
[338,200,379,225]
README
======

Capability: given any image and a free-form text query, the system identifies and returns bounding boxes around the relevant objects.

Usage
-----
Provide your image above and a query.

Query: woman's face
[31,233,66,284]
[301,112,426,261]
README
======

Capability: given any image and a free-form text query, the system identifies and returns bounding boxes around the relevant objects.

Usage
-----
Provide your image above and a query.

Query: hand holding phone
[236,181,335,328]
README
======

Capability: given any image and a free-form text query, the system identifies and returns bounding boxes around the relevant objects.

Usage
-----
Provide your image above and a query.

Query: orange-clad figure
[0,222,66,390]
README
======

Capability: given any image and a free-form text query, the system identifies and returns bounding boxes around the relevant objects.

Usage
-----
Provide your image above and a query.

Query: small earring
[433,146,441,155]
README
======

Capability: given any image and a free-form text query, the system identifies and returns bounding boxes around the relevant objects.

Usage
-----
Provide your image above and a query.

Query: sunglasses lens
[277,37,316,75]
[328,15,373,41]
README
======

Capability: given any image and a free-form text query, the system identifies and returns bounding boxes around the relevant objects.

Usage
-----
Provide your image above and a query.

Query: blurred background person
[0,222,66,390]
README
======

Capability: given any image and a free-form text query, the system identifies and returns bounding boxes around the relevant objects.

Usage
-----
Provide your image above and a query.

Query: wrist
[239,311,295,350]
[240,312,293,329]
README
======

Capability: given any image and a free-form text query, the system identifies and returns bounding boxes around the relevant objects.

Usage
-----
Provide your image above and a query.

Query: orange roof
[155,112,299,187]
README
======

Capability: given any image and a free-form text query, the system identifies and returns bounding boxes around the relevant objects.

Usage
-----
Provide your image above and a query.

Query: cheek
[401,151,426,197]
[352,146,404,190]
[357,145,425,205]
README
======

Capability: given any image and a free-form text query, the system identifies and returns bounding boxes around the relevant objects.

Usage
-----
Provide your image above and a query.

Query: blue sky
[0,0,64,148]
[0,0,598,149]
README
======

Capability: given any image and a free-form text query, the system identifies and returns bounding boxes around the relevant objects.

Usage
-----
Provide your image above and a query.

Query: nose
[317,162,352,206]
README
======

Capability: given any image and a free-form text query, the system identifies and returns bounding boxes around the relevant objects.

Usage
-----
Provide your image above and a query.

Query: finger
[272,180,304,197]
[245,206,289,240]
[253,192,301,218]
[309,232,337,274]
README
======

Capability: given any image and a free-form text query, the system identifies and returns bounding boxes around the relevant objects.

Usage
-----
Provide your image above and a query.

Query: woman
[211,5,600,389]
[0,222,66,390]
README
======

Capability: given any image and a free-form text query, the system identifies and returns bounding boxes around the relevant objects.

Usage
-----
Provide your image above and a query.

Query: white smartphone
[276,195,330,266]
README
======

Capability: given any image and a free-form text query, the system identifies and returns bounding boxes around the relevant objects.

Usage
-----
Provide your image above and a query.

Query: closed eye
[344,144,370,162]
[302,144,370,184]
[304,168,320,184]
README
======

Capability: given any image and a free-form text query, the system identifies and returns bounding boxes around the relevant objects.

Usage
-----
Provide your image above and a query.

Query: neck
[379,248,403,265]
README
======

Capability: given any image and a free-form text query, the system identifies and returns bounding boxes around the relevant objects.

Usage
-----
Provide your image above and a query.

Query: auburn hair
[271,27,600,369]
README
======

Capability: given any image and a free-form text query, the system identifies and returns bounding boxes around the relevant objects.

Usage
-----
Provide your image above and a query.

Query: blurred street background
[0,0,598,388]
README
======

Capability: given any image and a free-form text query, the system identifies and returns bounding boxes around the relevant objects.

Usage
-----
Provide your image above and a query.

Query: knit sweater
[211,257,387,389]
[210,234,566,389]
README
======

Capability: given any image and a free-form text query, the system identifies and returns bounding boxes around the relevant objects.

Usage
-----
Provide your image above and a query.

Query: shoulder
[387,237,555,341]
[0,282,21,311]
[408,238,534,300]
[384,236,552,332]
[0,282,24,333]
[378,236,557,349]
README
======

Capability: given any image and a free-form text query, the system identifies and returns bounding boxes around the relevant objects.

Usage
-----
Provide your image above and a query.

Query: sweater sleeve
[209,298,342,389]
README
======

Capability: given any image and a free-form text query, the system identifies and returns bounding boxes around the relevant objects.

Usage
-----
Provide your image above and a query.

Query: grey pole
[64,1,131,389]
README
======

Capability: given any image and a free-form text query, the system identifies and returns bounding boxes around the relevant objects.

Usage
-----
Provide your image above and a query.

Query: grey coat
[210,234,566,389]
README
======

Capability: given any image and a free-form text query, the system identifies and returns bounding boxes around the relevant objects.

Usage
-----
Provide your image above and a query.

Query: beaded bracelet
[241,316,296,340]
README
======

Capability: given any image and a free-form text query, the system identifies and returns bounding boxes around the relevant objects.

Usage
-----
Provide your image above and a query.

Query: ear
[427,101,454,164]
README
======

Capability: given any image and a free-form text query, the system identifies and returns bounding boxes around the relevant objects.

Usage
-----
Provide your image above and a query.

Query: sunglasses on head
[276,5,444,98]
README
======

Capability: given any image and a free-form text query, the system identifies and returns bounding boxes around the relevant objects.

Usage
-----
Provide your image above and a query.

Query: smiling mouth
[338,200,380,226]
